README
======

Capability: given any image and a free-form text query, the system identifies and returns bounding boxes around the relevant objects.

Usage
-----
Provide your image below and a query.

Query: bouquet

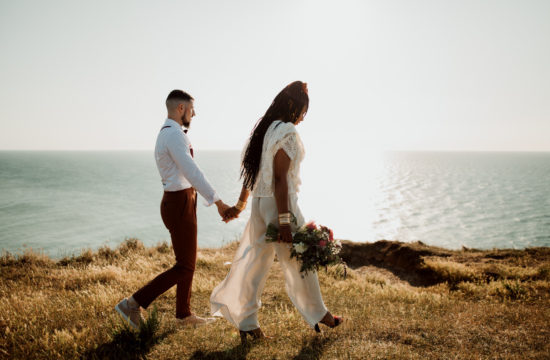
[265,216,345,276]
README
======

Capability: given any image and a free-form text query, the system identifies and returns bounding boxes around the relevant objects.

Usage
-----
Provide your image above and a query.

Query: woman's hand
[278,224,293,243]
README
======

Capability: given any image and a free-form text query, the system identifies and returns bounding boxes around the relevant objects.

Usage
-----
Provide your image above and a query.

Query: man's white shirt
[154,118,220,206]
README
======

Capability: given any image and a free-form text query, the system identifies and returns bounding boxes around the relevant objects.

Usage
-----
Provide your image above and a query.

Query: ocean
[1,151,549,257]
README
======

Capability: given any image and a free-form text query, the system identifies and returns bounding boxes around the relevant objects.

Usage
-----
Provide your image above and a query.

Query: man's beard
[182,115,191,128]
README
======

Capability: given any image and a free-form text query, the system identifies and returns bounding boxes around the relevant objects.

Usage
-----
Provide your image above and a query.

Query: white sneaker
[115,298,144,330]
[178,314,217,328]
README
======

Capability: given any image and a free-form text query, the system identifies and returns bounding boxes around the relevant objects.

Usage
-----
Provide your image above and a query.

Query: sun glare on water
[300,148,387,243]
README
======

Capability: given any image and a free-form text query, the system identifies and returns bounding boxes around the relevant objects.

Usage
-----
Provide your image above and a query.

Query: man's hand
[215,200,230,222]
[223,206,241,222]
[278,224,293,243]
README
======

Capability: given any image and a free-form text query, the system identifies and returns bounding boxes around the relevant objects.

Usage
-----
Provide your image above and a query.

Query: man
[115,89,230,328]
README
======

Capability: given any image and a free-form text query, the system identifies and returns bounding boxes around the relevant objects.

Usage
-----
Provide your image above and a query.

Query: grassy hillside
[1,239,549,359]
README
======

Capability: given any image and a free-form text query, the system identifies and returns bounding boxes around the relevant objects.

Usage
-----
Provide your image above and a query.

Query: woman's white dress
[210,120,328,331]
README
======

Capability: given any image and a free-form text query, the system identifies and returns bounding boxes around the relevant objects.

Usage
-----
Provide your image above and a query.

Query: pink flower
[319,240,327,247]
[329,229,334,242]
[306,221,317,231]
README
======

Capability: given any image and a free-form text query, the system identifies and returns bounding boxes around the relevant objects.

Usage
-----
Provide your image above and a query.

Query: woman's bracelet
[278,212,292,225]
[235,200,247,211]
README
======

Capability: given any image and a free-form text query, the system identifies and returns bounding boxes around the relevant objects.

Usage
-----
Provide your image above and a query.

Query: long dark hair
[240,81,309,190]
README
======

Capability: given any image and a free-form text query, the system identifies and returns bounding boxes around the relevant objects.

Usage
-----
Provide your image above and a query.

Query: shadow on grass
[188,333,333,360]
[189,343,251,360]
[292,335,334,360]
[85,307,174,360]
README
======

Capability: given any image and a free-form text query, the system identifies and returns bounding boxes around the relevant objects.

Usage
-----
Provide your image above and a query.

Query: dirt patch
[339,240,550,287]
[340,240,448,286]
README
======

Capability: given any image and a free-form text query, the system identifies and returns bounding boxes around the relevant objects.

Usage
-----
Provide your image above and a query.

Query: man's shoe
[178,314,216,327]
[115,298,144,330]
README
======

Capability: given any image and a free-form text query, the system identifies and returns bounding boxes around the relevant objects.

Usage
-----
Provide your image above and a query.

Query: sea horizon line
[1,149,550,153]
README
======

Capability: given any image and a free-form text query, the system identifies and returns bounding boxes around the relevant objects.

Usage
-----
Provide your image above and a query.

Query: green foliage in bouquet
[265,215,345,276]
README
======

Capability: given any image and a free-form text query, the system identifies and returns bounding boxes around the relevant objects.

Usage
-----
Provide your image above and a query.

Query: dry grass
[1,239,549,359]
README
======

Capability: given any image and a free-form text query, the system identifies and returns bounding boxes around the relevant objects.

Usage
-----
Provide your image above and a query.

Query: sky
[1,0,549,154]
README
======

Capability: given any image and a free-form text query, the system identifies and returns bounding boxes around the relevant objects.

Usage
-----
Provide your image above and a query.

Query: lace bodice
[246,120,305,197]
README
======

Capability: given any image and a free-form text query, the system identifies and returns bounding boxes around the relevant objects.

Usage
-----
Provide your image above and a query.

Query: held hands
[220,199,247,223]
[223,206,241,222]
[215,200,231,223]
[215,201,242,223]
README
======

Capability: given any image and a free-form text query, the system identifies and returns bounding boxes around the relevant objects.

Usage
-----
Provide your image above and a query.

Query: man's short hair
[166,90,194,109]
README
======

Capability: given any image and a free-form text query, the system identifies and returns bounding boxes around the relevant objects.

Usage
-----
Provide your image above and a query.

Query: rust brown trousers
[133,188,197,318]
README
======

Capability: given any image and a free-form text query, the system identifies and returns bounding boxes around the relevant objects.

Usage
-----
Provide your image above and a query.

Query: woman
[210,81,342,342]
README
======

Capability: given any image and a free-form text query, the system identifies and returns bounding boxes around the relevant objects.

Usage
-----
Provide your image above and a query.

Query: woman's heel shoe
[330,316,343,328]
[314,315,343,333]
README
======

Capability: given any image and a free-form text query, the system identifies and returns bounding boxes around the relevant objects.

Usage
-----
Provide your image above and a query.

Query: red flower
[329,229,334,242]
[319,240,327,247]
[306,221,317,231]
